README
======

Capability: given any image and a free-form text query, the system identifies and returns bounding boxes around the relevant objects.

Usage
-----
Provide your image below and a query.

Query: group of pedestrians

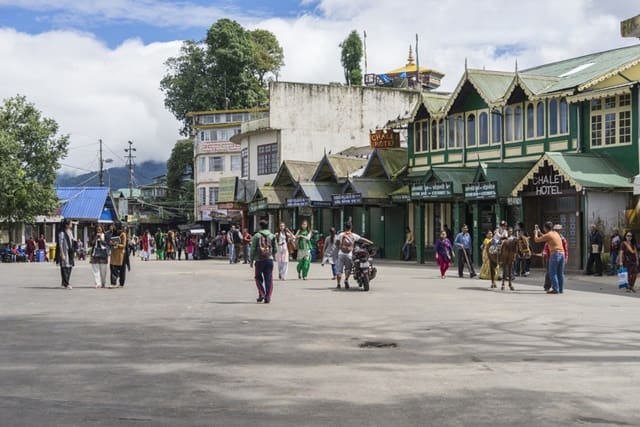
[88,222,130,289]
[248,220,374,303]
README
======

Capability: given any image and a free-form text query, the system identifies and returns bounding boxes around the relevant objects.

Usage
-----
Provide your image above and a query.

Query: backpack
[259,232,272,258]
[340,232,354,254]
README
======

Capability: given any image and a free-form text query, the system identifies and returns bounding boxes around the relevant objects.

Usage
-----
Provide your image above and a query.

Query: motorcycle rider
[334,222,373,290]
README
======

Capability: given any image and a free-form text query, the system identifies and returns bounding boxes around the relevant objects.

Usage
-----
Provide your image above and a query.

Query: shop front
[512,152,633,271]
[411,180,456,263]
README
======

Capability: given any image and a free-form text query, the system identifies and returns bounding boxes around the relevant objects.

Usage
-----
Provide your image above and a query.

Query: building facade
[190,108,268,231]
[407,44,640,269]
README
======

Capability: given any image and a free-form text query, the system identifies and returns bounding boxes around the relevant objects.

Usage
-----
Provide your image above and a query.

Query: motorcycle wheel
[361,274,370,291]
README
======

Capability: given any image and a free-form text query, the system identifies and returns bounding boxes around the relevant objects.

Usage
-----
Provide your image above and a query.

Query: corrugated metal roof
[429,167,479,194]
[297,182,342,201]
[362,148,407,179]
[523,44,640,92]
[481,161,536,198]
[346,178,402,199]
[56,187,112,221]
[255,186,291,205]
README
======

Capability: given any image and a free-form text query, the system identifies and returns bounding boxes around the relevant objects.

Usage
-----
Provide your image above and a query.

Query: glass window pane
[438,119,445,149]
[467,114,476,146]
[549,99,558,135]
[591,115,602,146]
[479,112,488,145]
[514,106,523,140]
[604,113,616,145]
[505,107,513,141]
[536,102,545,137]
[447,117,456,147]
[559,99,569,134]
[456,115,464,147]
[526,104,534,138]
[431,120,438,150]
[620,110,631,144]
[491,112,502,143]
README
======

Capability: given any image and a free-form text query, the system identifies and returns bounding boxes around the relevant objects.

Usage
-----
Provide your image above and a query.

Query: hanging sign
[519,161,576,197]
[464,181,497,200]
[286,197,309,207]
[411,182,453,200]
[332,193,363,206]
[369,129,400,148]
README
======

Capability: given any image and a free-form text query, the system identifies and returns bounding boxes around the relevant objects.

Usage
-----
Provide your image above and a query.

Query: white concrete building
[231,81,421,187]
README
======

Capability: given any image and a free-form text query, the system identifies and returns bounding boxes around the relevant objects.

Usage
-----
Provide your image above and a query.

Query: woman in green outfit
[295,220,313,280]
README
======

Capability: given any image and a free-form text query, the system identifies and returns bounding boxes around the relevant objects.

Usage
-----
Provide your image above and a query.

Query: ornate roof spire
[407,45,415,65]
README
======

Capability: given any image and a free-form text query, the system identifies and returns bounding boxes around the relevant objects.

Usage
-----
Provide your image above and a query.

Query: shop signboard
[411,182,453,200]
[391,193,411,203]
[520,163,576,196]
[369,129,400,148]
[248,199,268,213]
[332,193,363,206]
[311,200,333,208]
[464,181,497,200]
[286,197,309,207]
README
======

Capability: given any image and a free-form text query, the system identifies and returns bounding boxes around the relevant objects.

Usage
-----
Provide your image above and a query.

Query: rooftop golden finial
[407,45,415,66]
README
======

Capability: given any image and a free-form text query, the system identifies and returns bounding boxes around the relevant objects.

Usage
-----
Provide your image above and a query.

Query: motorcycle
[351,243,377,291]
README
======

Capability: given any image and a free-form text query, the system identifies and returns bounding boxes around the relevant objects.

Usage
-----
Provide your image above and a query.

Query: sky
[0,0,638,175]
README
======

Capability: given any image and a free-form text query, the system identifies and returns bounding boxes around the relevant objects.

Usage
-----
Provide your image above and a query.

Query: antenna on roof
[464,57,468,71]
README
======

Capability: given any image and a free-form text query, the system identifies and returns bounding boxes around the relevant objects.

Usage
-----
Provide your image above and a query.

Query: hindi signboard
[410,182,454,200]
[463,181,497,200]
[217,177,238,203]
[332,193,363,206]
[286,197,309,207]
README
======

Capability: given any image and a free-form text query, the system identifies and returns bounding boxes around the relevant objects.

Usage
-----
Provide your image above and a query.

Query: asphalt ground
[0,256,638,427]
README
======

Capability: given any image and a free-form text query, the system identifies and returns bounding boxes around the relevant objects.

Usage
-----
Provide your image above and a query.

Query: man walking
[586,224,603,276]
[454,224,476,278]
[334,222,373,289]
[250,220,277,303]
[402,226,414,261]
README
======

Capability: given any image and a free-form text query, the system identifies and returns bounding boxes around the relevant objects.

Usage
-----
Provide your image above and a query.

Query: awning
[567,83,633,103]
[294,182,342,207]
[512,152,633,196]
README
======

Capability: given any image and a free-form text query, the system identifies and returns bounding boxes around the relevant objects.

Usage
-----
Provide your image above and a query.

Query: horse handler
[454,224,476,278]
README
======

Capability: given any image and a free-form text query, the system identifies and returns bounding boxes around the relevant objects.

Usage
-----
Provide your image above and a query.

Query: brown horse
[488,238,519,290]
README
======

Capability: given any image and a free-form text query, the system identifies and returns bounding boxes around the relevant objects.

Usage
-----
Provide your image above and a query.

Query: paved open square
[1,258,639,426]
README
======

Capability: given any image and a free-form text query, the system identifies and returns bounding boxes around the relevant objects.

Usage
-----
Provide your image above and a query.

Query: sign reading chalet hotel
[463,181,497,200]
[369,129,400,149]
[520,162,576,197]
[411,182,453,200]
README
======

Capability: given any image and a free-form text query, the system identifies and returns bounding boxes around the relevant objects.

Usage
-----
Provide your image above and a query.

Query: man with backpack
[250,220,277,303]
[334,222,373,290]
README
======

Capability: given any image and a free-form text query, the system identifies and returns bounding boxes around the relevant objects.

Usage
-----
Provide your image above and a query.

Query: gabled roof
[344,178,402,199]
[56,187,117,221]
[294,182,342,201]
[445,69,515,113]
[512,152,633,195]
[362,148,407,179]
[312,154,368,182]
[522,44,640,93]
[409,92,450,120]
[253,186,290,205]
[272,160,317,187]
[502,73,560,103]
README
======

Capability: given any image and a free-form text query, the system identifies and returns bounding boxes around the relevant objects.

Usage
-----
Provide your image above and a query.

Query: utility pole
[98,139,104,187]
[125,140,136,199]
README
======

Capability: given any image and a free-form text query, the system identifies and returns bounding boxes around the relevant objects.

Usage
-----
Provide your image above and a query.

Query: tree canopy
[161,19,284,135]
[0,95,69,223]
[340,30,363,86]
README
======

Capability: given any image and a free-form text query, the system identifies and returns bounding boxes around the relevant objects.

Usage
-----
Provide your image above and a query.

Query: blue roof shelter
[56,187,119,223]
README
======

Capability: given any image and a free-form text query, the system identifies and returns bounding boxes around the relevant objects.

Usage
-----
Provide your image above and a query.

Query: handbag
[287,239,296,254]
[617,267,629,289]
[93,241,108,260]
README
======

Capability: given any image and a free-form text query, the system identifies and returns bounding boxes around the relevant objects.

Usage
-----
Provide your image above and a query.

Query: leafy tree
[161,19,283,135]
[340,30,363,86]
[0,95,69,223]
[166,138,194,222]
[166,138,194,198]
[249,29,285,86]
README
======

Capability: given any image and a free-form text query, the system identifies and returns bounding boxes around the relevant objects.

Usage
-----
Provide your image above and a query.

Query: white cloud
[0,28,182,174]
[0,0,638,175]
